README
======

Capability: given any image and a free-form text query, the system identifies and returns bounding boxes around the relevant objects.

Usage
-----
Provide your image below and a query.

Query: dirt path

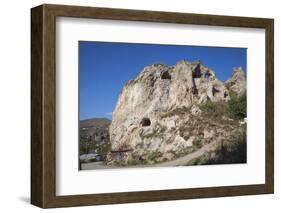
[81,141,219,170]
[155,140,218,167]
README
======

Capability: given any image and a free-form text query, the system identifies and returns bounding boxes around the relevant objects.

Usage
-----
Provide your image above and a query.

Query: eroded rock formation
[107,60,246,165]
[224,67,246,96]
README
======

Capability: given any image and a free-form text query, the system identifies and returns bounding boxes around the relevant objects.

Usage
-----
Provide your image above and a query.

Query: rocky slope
[79,118,111,156]
[107,60,246,165]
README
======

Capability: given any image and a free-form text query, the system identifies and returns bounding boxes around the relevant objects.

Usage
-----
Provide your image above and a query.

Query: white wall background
[0,0,279,212]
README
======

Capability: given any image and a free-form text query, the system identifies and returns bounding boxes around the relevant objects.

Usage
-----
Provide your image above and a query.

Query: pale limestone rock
[204,129,215,139]
[162,152,175,161]
[175,135,193,148]
[107,60,245,163]
[191,105,202,116]
[160,117,176,130]
[186,136,195,147]
[225,67,246,96]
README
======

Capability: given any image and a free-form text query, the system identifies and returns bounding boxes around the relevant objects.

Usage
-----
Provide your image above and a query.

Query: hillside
[79,118,111,157]
[80,118,111,129]
[107,60,246,166]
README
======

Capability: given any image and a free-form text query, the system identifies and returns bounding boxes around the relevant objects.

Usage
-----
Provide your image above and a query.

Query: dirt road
[155,140,218,167]
[81,140,218,170]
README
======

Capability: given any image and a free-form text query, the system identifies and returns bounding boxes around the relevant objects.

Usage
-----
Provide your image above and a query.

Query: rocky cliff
[107,60,246,165]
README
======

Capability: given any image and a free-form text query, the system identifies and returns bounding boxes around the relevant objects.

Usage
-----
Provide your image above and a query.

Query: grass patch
[200,101,226,120]
[161,106,191,118]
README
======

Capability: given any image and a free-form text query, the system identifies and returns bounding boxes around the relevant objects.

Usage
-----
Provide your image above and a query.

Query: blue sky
[79,41,246,120]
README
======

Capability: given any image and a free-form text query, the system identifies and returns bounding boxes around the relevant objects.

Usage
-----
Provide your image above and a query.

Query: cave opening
[224,91,229,98]
[212,86,220,96]
[192,64,202,78]
[161,71,171,80]
[141,117,151,126]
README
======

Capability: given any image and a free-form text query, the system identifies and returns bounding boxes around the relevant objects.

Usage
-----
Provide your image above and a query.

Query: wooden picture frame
[31,4,274,208]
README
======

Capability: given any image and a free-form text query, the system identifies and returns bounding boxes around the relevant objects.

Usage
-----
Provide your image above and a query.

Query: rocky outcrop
[224,67,246,96]
[107,60,246,165]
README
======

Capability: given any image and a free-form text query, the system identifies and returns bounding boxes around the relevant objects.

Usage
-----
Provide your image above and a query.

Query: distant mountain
[79,118,111,156]
[79,118,111,129]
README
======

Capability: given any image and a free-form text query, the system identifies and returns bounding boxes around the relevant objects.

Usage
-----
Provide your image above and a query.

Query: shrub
[147,151,162,162]
[95,142,111,156]
[193,139,203,149]
[188,129,246,165]
[200,101,226,119]
[227,93,246,120]
[79,138,111,156]
[200,92,246,121]
[193,59,201,64]
[127,157,139,166]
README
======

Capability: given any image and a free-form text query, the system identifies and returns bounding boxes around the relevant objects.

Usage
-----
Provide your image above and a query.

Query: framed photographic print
[31,4,274,208]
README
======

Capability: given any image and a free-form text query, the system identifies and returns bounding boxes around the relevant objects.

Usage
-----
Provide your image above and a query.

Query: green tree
[227,93,247,120]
